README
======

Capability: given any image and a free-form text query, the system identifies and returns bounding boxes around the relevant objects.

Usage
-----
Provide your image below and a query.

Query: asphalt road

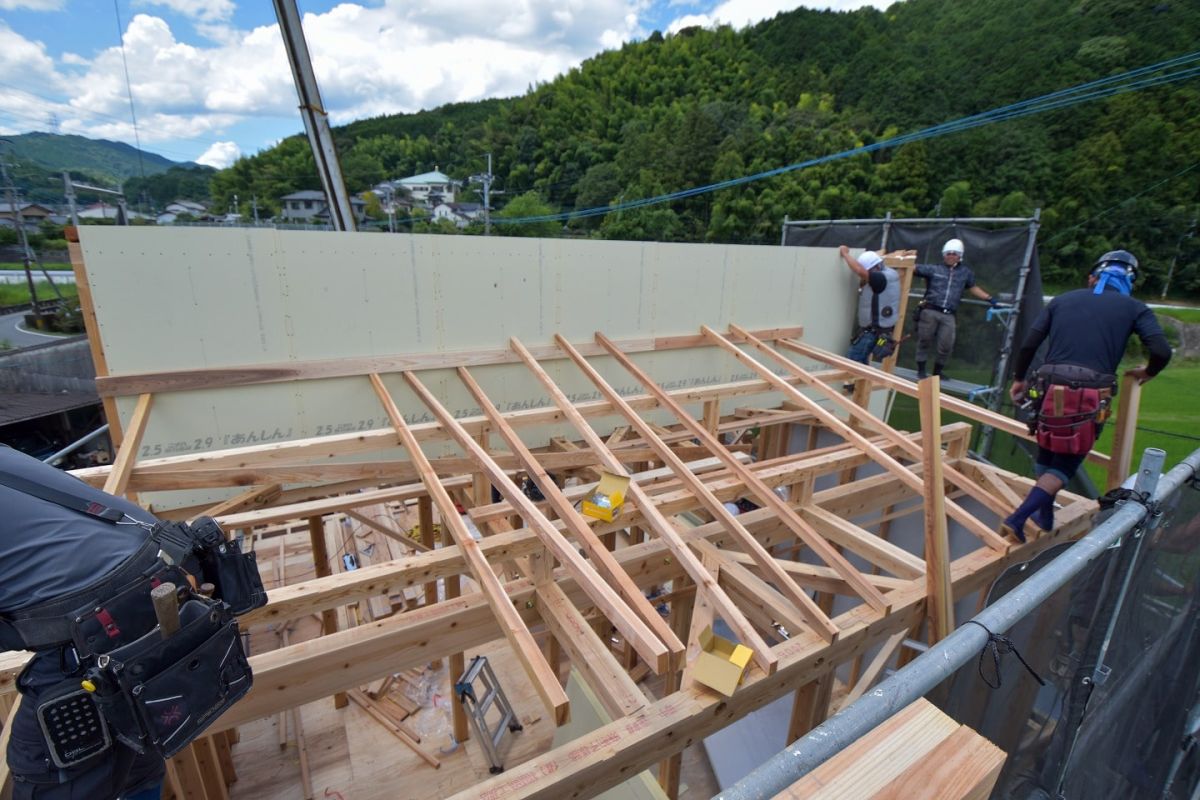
[0,311,63,349]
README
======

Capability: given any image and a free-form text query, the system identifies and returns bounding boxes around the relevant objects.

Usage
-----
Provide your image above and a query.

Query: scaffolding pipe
[718,446,1200,800]
[43,424,110,466]
[979,208,1041,458]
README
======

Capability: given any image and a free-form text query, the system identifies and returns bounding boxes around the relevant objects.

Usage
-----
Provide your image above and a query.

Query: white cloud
[134,0,235,23]
[196,140,240,167]
[0,0,63,10]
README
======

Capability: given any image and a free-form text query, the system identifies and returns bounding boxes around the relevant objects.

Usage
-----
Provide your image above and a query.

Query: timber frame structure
[2,246,1141,800]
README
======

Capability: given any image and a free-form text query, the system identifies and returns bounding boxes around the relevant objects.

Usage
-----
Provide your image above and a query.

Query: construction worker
[838,245,900,364]
[914,238,1000,379]
[1,445,262,799]
[1003,250,1172,540]
[0,445,165,799]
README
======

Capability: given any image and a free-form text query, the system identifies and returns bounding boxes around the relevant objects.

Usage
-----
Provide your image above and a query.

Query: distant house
[431,202,483,229]
[76,203,150,221]
[165,200,207,216]
[0,203,54,229]
[279,190,367,224]
[396,170,458,208]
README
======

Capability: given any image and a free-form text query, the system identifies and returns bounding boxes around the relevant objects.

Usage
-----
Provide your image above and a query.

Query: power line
[1044,161,1200,246]
[488,50,1200,227]
[113,0,146,181]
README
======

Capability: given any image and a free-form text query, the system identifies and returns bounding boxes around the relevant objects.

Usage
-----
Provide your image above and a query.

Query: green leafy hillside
[209,0,1200,296]
[6,132,182,182]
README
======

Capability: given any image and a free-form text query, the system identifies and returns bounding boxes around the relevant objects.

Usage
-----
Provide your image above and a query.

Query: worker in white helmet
[838,245,900,365]
[913,237,1000,379]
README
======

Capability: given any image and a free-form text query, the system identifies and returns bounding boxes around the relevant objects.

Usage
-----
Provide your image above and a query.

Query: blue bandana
[1093,266,1132,296]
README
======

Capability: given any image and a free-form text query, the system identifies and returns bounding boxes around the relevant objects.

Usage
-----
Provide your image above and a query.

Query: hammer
[151,582,181,638]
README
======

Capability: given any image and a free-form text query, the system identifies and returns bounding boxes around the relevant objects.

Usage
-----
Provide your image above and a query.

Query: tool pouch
[869,332,896,361]
[87,594,252,758]
[153,517,267,615]
[1036,385,1103,455]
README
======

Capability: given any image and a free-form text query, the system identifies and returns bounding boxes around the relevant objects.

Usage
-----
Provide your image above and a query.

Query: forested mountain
[5,132,181,182]
[209,0,1200,295]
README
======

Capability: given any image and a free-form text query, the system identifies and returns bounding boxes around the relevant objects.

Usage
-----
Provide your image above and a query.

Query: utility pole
[62,171,79,227]
[273,0,357,232]
[1161,209,1197,299]
[471,153,503,235]
[252,195,259,224]
[0,143,42,327]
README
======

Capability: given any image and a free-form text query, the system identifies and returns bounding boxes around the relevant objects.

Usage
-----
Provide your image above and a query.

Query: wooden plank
[592,332,849,637]
[535,579,649,719]
[75,367,832,488]
[778,337,1112,468]
[919,377,954,642]
[774,699,959,799]
[197,483,282,519]
[290,705,314,800]
[192,737,229,800]
[102,391,153,496]
[538,335,780,674]
[409,367,672,674]
[1106,372,1143,490]
[344,508,427,551]
[716,326,1011,553]
[0,697,19,800]
[96,327,804,397]
[368,372,570,725]
[837,629,907,712]
[874,725,1006,800]
[68,237,126,456]
[801,506,925,580]
[347,690,441,768]
[457,366,682,664]
[168,743,212,800]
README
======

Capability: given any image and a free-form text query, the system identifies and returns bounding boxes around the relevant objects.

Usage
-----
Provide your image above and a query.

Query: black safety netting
[782,220,1045,393]
[929,469,1200,799]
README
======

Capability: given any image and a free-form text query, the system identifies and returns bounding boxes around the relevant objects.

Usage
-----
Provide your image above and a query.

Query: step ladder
[455,655,523,773]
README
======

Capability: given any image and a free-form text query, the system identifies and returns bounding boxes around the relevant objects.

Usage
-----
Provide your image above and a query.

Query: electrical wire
[112,0,146,181]
[481,50,1200,227]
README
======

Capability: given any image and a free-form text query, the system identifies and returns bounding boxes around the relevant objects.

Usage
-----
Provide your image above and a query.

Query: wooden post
[102,391,153,498]
[419,495,442,669]
[446,573,469,743]
[308,515,348,709]
[918,377,954,643]
[1106,372,1143,491]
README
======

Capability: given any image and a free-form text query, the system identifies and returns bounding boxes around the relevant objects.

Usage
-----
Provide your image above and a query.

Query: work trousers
[916,308,957,363]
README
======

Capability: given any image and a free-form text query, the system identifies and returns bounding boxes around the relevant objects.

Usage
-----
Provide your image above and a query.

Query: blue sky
[0,0,887,169]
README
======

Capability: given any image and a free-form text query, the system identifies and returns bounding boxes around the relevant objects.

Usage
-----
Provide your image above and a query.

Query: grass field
[0,281,78,306]
[889,362,1200,490]
[0,262,73,270]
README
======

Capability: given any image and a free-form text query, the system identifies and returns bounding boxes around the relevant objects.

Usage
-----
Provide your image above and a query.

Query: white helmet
[857,251,883,270]
[942,238,964,256]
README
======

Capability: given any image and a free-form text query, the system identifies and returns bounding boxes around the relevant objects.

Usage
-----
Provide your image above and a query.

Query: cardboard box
[580,471,630,522]
[693,626,753,696]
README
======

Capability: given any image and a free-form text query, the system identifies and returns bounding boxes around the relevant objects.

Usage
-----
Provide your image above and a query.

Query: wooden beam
[800,506,925,580]
[514,335,778,675]
[457,365,682,670]
[96,326,806,398]
[1106,372,1143,491]
[343,508,428,551]
[368,372,570,724]
[778,338,1112,468]
[403,369,672,674]
[197,483,283,519]
[836,628,907,712]
[102,391,153,496]
[596,330,883,625]
[307,516,347,709]
[919,377,954,642]
[347,690,441,769]
[715,326,1010,553]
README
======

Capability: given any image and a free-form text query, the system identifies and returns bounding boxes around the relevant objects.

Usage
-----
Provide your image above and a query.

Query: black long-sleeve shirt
[1013,286,1172,380]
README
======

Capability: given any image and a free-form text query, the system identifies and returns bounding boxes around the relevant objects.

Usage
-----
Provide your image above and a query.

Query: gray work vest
[857,266,900,328]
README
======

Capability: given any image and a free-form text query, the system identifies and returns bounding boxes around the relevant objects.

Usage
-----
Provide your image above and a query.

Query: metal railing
[719,446,1200,800]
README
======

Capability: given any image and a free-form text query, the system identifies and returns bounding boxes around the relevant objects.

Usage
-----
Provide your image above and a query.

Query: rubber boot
[916,361,927,379]
[933,362,945,378]
[1002,486,1052,543]
[1032,492,1056,531]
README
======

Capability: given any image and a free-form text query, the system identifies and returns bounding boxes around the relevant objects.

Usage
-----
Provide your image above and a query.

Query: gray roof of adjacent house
[398,170,453,186]
[280,190,328,201]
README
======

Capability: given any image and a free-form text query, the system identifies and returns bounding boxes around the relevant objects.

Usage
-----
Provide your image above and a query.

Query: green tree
[494,191,561,237]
